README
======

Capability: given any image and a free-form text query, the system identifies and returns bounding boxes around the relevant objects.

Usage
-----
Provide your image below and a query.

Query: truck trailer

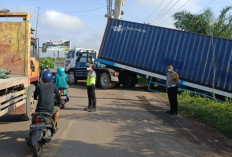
[97,18,232,97]
[0,12,39,120]
[69,18,232,98]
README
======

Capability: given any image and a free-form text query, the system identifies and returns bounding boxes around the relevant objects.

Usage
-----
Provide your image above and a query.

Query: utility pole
[105,0,124,19]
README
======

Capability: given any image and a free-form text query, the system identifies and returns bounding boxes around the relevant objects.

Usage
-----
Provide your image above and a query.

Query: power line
[148,0,173,24]
[149,0,179,24]
[62,6,106,13]
[199,0,216,13]
[154,0,181,24]
[37,5,107,14]
[61,6,107,14]
[157,0,216,26]
[158,0,192,25]
[148,0,174,24]
[144,0,166,23]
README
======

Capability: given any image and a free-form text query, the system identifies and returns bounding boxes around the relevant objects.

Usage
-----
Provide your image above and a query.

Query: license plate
[30,123,46,130]
[61,96,67,99]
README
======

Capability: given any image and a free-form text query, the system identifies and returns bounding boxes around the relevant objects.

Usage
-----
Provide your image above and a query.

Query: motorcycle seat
[31,112,52,117]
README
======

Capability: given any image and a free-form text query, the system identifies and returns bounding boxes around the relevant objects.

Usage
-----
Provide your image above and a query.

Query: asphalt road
[0,83,232,157]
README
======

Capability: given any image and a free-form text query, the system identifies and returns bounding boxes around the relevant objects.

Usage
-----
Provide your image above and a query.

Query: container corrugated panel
[99,19,232,92]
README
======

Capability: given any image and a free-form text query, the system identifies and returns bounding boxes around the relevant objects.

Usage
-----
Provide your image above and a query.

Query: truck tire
[130,76,138,88]
[115,83,121,88]
[122,75,132,88]
[95,74,100,88]
[129,80,136,88]
[68,71,77,84]
[99,72,111,89]
[21,84,36,121]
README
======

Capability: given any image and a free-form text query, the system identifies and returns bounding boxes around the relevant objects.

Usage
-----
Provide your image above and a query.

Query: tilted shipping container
[98,19,232,97]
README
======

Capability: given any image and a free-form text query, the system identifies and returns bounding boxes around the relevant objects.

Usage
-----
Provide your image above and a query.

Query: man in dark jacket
[34,71,61,127]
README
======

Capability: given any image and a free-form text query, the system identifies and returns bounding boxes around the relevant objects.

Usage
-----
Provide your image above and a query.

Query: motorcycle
[58,87,69,109]
[27,113,56,157]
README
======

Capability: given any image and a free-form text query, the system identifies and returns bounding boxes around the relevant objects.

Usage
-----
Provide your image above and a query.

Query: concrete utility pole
[114,0,123,19]
[105,0,124,19]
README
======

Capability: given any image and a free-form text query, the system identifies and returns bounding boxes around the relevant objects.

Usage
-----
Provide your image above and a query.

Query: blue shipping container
[99,19,232,94]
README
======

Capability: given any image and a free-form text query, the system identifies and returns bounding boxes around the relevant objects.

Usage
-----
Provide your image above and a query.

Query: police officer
[166,65,179,115]
[84,63,97,112]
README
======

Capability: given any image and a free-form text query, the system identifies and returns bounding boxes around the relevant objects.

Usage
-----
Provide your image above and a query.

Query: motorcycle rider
[54,67,69,101]
[54,67,68,89]
[34,71,61,129]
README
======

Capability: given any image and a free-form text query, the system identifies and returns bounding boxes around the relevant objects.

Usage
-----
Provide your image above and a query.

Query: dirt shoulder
[152,92,232,157]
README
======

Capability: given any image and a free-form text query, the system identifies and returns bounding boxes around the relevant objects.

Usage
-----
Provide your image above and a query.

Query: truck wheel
[115,83,121,88]
[95,74,100,88]
[99,73,111,89]
[68,71,77,84]
[122,75,132,88]
[129,80,136,88]
[22,84,36,121]
[130,76,138,88]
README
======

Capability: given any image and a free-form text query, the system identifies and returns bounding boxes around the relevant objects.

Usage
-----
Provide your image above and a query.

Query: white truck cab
[65,48,98,73]
[65,48,84,72]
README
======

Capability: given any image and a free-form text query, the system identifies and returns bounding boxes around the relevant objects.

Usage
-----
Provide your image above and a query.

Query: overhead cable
[158,0,192,25]
[62,6,107,14]
[147,0,174,24]
[151,0,181,24]
[144,0,166,23]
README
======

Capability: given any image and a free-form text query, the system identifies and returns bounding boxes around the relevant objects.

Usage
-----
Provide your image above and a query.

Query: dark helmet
[42,71,53,83]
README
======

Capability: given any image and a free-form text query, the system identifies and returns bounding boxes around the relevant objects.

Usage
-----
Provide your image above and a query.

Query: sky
[0,0,231,57]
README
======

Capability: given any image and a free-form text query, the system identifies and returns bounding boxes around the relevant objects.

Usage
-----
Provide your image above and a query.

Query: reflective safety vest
[87,70,96,86]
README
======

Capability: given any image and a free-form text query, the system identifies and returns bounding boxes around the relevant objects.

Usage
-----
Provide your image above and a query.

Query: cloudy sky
[1,0,231,52]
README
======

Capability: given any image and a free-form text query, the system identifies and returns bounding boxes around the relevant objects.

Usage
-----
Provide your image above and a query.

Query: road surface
[0,83,232,157]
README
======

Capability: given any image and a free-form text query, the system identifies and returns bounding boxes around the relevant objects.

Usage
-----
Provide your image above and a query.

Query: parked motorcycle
[27,113,56,157]
[58,87,69,109]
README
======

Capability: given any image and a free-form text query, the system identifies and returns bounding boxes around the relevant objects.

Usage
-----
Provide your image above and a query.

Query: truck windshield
[67,51,74,59]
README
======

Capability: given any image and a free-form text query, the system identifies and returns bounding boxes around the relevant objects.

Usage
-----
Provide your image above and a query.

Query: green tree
[173,6,232,39]
[39,57,55,68]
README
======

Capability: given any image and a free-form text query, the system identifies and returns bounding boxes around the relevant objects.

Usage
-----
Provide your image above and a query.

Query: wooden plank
[0,89,26,104]
[0,100,26,117]
[0,77,29,90]
[0,12,31,20]
[0,95,26,110]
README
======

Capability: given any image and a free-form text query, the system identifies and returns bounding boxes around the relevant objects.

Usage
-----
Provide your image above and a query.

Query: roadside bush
[178,91,232,139]
[137,77,232,138]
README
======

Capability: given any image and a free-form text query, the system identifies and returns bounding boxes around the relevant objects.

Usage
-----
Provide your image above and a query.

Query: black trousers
[167,86,178,113]
[87,85,96,109]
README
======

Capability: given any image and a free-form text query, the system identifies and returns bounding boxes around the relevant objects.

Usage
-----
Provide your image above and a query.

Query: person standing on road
[166,65,179,115]
[84,64,97,112]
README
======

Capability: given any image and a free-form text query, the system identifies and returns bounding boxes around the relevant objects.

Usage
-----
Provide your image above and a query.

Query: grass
[137,76,232,139]
[137,75,149,86]
[177,91,232,139]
